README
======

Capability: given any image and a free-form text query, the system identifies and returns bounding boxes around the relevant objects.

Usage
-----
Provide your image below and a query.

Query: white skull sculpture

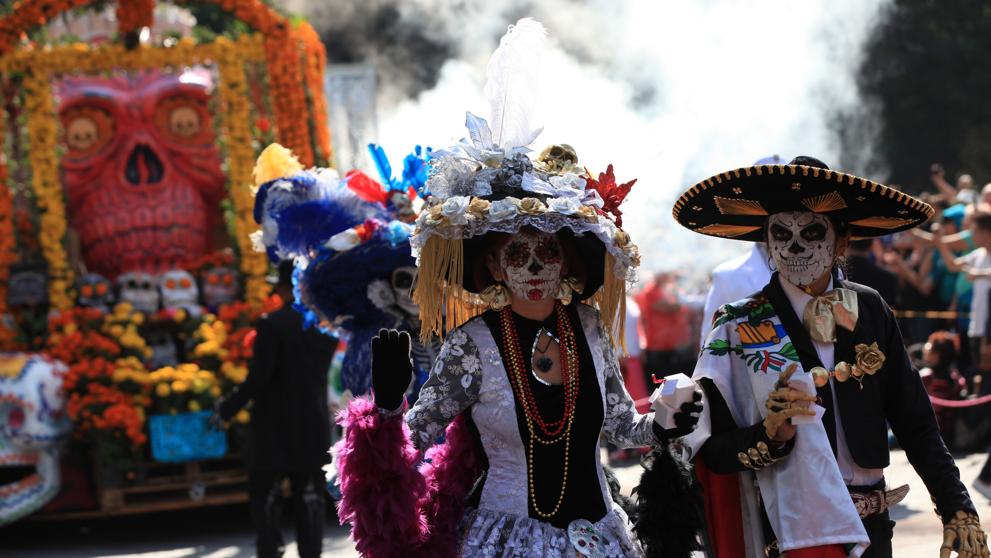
[160,270,202,319]
[116,272,160,314]
[0,354,70,525]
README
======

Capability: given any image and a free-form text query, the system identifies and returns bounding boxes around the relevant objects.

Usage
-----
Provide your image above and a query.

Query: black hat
[672,156,933,241]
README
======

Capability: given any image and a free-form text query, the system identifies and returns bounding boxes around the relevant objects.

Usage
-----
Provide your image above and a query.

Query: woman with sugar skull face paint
[328,19,706,558]
[674,156,988,558]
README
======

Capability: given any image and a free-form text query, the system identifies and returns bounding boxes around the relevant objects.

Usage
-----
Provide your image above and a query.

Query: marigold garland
[24,71,74,310]
[298,21,331,166]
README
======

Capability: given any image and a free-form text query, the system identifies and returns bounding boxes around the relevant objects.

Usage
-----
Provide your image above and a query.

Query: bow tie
[802,288,859,343]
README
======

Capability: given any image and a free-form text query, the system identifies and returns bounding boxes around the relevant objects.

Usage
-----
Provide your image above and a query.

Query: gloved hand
[940,510,990,558]
[763,364,816,442]
[372,329,413,412]
[654,391,703,441]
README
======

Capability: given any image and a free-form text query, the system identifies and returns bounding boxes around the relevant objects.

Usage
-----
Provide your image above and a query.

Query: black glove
[653,391,703,442]
[372,329,413,411]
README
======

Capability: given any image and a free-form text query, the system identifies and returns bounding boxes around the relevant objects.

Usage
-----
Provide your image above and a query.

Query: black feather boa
[631,444,706,558]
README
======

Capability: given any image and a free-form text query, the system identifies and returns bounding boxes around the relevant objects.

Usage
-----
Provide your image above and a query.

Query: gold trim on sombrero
[714,196,767,216]
[696,224,761,238]
[801,192,847,213]
[848,216,919,230]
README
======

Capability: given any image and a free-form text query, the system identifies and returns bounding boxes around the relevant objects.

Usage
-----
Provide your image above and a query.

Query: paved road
[4,449,990,557]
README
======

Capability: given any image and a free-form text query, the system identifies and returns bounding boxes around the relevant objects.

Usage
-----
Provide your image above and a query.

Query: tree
[839,0,991,192]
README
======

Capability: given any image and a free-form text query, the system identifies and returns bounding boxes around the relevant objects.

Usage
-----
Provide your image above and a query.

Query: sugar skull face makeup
[498,231,564,302]
[768,211,836,288]
[390,266,419,317]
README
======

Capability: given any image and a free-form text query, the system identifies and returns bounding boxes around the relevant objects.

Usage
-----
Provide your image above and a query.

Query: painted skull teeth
[499,232,564,302]
[0,355,70,526]
[767,211,836,288]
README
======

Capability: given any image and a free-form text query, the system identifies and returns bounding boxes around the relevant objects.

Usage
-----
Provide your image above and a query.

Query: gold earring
[556,277,584,305]
[480,283,511,310]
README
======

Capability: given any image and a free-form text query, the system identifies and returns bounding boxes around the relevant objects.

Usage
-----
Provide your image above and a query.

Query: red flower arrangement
[585,164,637,228]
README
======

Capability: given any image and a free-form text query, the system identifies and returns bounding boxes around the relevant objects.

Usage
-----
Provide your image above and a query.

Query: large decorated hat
[411,18,640,342]
[672,156,934,241]
[251,144,424,330]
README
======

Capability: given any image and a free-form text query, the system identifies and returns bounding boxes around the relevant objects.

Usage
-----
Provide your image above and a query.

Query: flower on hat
[488,198,519,222]
[441,196,471,225]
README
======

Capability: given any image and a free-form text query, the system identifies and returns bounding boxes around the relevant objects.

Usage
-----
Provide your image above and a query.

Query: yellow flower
[63,323,78,335]
[235,410,251,424]
[155,383,171,397]
[854,343,885,376]
[132,313,145,326]
[188,400,202,412]
[173,308,188,323]
[109,325,125,337]
[171,380,189,393]
[210,385,222,398]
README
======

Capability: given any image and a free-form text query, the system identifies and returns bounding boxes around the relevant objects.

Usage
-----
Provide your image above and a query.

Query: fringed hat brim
[672,164,934,241]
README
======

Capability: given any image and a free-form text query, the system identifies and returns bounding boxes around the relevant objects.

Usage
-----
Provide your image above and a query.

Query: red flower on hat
[585,164,636,227]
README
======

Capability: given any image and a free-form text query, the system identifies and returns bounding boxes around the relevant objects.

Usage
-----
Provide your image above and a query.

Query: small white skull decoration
[0,354,70,525]
[160,270,200,317]
[116,272,160,314]
[201,267,238,309]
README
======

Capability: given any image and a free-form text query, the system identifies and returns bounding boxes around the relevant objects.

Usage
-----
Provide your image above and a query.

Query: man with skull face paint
[675,156,988,558]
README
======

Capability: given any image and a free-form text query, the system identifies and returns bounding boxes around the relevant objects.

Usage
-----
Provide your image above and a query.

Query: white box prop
[649,373,696,430]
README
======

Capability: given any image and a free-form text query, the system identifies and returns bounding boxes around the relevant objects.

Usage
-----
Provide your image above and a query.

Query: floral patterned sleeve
[597,319,657,448]
[405,327,482,451]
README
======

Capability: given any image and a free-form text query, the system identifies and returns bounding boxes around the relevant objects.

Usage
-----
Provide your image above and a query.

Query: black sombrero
[672,156,934,241]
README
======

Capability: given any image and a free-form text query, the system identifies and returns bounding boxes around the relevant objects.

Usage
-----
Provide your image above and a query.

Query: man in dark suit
[673,156,987,558]
[216,261,338,558]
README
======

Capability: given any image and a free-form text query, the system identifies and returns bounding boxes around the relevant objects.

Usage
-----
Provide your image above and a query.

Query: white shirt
[780,277,885,487]
[963,247,991,338]
[623,296,642,358]
[700,244,773,348]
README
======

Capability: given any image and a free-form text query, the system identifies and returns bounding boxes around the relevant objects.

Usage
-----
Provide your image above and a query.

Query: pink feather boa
[334,397,481,558]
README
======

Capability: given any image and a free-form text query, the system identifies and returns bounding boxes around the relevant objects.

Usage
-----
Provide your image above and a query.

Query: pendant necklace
[531,328,558,384]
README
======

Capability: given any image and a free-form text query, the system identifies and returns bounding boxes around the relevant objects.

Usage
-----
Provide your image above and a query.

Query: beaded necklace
[499,301,581,518]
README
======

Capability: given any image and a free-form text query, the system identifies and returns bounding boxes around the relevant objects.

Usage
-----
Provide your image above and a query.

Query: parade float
[0,0,332,523]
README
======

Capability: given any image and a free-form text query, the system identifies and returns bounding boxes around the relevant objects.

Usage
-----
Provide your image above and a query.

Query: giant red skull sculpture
[57,69,227,279]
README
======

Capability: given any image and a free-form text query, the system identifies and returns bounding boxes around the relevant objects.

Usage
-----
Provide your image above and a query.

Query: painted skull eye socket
[535,237,562,264]
[156,96,211,143]
[222,274,233,286]
[95,283,108,295]
[800,223,828,242]
[502,241,530,268]
[769,224,793,242]
[127,280,138,289]
[168,106,201,137]
[179,278,192,289]
[165,279,177,290]
[392,270,415,290]
[141,281,152,290]
[61,106,114,157]
[81,285,94,297]
[207,274,220,285]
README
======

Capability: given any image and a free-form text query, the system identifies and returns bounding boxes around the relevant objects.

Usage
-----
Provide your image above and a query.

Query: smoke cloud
[301,0,888,282]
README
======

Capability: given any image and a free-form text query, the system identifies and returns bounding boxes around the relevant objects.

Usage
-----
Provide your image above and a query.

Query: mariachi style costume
[333,19,702,558]
[674,158,987,558]
[252,143,436,399]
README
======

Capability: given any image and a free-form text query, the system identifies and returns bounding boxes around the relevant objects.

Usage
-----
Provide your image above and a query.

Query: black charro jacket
[699,273,975,520]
